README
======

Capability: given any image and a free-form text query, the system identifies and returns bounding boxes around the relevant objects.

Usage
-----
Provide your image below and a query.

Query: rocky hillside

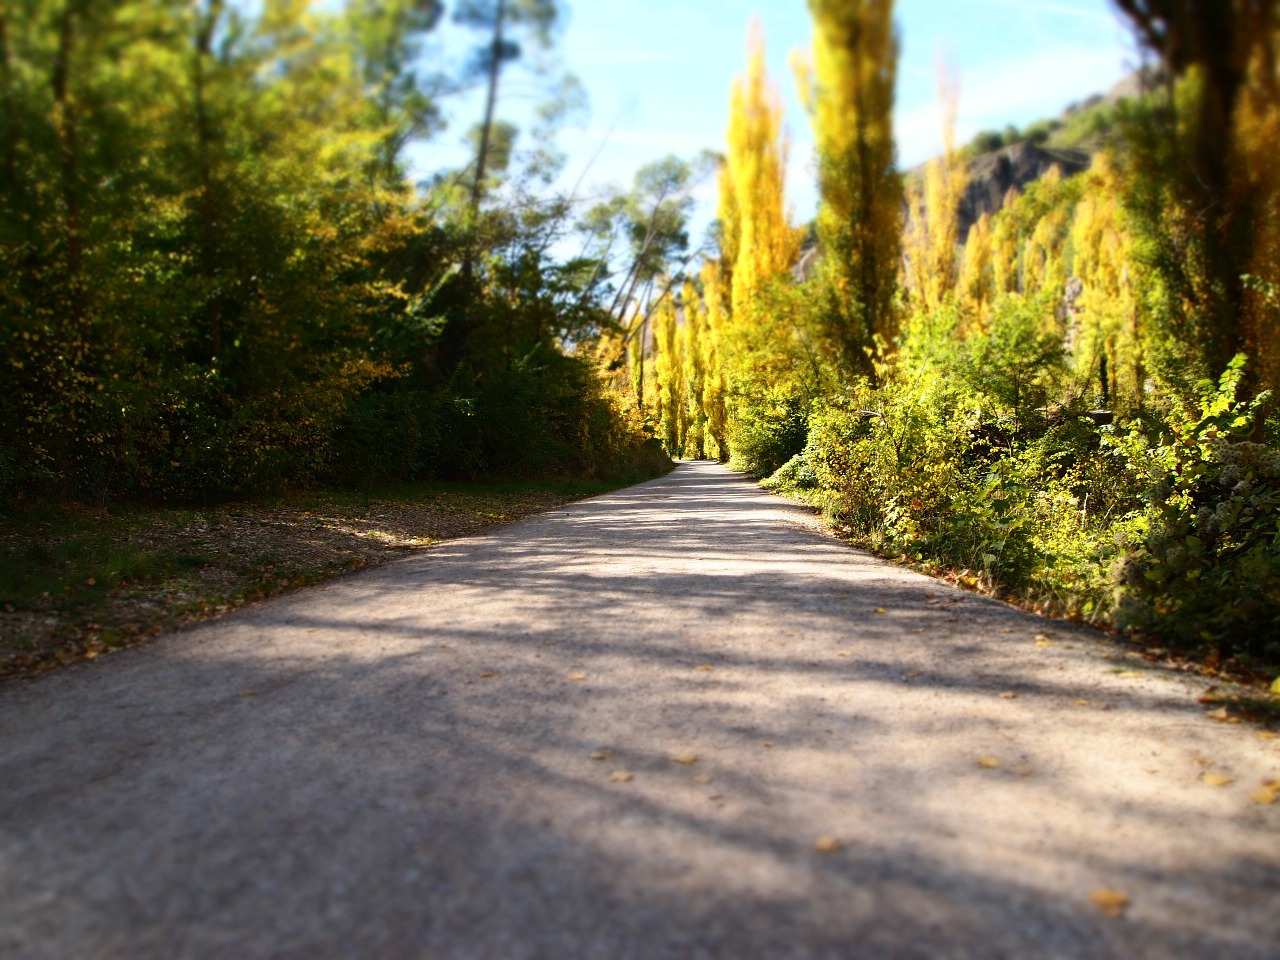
[958,141,1091,236]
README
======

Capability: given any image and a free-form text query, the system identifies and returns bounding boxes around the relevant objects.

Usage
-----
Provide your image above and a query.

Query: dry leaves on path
[0,484,603,682]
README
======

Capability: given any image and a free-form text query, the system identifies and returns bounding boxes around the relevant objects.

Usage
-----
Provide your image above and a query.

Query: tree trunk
[469,0,506,218]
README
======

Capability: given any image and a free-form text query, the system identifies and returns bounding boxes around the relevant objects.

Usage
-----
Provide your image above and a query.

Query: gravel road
[2,461,1278,959]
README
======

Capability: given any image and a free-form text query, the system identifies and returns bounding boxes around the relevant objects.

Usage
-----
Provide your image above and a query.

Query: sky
[415,0,1141,238]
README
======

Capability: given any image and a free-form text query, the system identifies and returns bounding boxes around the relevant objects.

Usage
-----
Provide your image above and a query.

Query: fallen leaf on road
[589,750,612,761]
[1035,636,1053,648]
[874,608,886,614]
[1206,707,1230,722]
[1261,732,1279,740]
[763,742,776,749]
[671,752,698,765]
[976,756,1002,769]
[479,671,497,679]
[814,837,843,853]
[568,672,586,681]
[692,774,713,785]
[1089,888,1130,918]
[695,664,715,672]
[837,651,851,658]
[610,771,633,783]
[1075,699,1091,707]
[999,691,1018,699]
[1251,790,1277,805]
[1202,772,1233,787]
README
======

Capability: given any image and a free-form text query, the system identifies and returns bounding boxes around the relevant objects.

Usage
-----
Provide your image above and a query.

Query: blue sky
[416,0,1139,233]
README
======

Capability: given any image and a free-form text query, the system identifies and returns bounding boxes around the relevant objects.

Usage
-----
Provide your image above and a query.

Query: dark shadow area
[1,463,1276,959]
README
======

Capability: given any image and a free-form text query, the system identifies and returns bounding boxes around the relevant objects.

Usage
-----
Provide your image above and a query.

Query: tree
[723,23,803,322]
[1113,0,1280,390]
[454,0,559,216]
[797,0,902,381]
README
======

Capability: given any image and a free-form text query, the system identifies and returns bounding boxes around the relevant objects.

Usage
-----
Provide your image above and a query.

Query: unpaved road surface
[2,462,1278,959]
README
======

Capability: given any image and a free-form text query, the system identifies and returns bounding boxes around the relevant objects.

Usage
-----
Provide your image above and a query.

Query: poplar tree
[723,24,803,322]
[797,0,902,379]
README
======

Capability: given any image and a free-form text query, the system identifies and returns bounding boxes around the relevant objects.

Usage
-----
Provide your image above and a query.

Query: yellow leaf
[692,774,713,785]
[695,664,715,672]
[83,649,98,660]
[1202,772,1233,787]
[976,756,1002,769]
[1088,888,1130,918]
[589,749,613,761]
[1272,676,1280,696]
[568,672,586,682]
[1206,707,1230,722]
[1075,699,1091,707]
[763,741,776,749]
[1035,638,1053,649]
[1261,732,1279,740]
[479,671,497,679]
[814,836,843,853]
[999,691,1018,700]
[837,651,852,658]
[874,608,886,614]
[671,752,698,765]
[1250,790,1277,805]
[610,770,633,783]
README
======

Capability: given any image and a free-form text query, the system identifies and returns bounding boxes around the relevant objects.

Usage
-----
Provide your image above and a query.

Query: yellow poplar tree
[701,260,730,459]
[1070,153,1140,406]
[724,23,803,322]
[904,62,969,315]
[654,291,685,454]
[990,187,1022,295]
[797,0,901,379]
[959,212,994,328]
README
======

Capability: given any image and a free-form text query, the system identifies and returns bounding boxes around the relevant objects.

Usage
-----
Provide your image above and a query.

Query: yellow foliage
[798,0,901,376]
[724,23,803,322]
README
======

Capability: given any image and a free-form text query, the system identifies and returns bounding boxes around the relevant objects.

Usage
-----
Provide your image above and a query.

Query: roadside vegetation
[645,1,1280,685]
[0,477,645,680]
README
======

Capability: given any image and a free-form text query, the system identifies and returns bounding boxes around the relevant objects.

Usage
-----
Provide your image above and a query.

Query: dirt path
[2,461,1277,959]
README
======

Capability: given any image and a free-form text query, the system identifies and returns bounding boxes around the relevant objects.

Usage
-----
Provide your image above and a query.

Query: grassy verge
[0,474,656,682]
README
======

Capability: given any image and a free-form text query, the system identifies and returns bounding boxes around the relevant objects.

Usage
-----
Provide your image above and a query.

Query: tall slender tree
[797,0,902,380]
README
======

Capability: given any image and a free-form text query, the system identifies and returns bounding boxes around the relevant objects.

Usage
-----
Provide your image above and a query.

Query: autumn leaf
[976,756,1002,769]
[1088,888,1130,918]
[814,836,843,853]
[1250,790,1277,805]
[589,749,613,761]
[874,607,887,615]
[568,672,586,682]
[695,664,715,672]
[479,671,497,679]
[670,752,698,765]
[1201,772,1233,787]
[1206,707,1230,722]
[609,771,633,783]
[692,774,713,785]
[999,691,1018,700]
[1035,635,1053,648]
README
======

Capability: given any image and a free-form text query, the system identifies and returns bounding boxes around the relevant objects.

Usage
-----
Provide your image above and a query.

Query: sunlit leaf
[479,671,497,679]
[976,755,1002,769]
[1088,888,1130,918]
[999,691,1018,699]
[695,664,715,672]
[671,752,698,765]
[568,672,586,681]
[609,771,633,782]
[589,749,613,761]
[814,836,843,853]
[1201,772,1233,787]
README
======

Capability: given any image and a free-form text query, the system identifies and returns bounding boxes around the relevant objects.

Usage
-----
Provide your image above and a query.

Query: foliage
[1117,358,1280,661]
[0,0,668,510]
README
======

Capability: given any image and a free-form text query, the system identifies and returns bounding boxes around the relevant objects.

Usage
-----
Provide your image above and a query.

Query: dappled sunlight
[5,463,1272,956]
